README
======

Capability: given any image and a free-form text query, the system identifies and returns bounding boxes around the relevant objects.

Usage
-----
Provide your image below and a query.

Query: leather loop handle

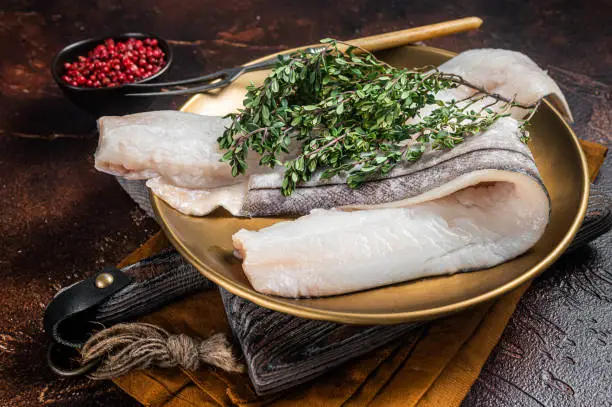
[43,267,131,348]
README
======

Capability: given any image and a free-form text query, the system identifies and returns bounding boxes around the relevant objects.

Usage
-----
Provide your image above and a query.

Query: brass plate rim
[152,45,589,324]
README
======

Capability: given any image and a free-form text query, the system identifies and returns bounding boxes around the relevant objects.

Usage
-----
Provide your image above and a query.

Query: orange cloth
[113,140,607,406]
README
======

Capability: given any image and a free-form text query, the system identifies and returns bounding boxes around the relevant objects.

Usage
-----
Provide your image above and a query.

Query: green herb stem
[217,39,535,196]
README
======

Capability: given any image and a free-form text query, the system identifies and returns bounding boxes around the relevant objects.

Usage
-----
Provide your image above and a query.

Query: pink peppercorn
[62,37,165,88]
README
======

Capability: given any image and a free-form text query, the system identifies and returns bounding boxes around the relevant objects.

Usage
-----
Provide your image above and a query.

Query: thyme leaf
[218,39,534,196]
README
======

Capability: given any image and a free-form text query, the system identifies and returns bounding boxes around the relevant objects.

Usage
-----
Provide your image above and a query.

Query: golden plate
[152,45,589,324]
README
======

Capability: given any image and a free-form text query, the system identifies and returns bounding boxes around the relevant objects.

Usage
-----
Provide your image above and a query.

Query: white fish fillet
[233,170,549,297]
[146,178,246,216]
[95,111,260,188]
[437,48,572,121]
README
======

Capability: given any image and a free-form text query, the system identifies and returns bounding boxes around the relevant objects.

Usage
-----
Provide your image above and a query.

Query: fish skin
[107,115,546,219]
[241,117,544,216]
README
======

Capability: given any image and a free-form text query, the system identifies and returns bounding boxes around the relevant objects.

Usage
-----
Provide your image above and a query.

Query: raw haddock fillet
[95,111,261,189]
[233,116,551,297]
[234,173,549,297]
[239,49,568,217]
[436,48,572,122]
[146,178,246,216]
[242,117,542,215]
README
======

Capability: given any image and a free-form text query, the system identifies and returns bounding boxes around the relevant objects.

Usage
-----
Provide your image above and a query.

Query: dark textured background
[0,1,610,405]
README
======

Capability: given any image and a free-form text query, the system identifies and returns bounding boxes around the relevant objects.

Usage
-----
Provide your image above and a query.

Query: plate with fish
[95,43,588,324]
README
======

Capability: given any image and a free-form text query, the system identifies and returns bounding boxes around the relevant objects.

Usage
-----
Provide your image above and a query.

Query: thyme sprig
[218,39,536,196]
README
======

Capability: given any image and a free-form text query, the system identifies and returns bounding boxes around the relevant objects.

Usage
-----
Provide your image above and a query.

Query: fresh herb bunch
[218,39,535,196]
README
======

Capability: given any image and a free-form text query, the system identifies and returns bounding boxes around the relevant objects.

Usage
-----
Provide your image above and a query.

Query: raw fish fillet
[95,111,254,188]
[241,117,542,216]
[437,49,572,122]
[233,117,551,297]
[234,174,548,297]
[238,49,567,216]
[404,49,572,124]
[146,178,246,216]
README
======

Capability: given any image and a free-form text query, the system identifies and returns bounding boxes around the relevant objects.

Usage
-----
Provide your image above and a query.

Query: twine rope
[81,323,244,379]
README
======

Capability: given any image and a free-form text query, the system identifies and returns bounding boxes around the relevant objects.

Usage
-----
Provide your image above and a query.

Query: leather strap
[43,267,132,348]
[43,250,211,351]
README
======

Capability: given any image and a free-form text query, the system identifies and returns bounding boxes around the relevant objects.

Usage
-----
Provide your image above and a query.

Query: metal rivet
[95,272,114,289]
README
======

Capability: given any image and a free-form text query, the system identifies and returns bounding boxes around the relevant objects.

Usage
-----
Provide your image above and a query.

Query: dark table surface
[1,1,611,406]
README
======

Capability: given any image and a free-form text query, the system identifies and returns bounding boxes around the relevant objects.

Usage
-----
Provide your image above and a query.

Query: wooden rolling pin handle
[350,17,483,52]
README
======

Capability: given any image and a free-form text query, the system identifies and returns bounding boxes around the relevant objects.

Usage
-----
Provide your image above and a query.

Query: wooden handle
[349,17,483,52]
[242,17,483,67]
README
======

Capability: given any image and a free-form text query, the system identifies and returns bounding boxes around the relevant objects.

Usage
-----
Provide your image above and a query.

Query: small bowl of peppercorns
[51,32,173,117]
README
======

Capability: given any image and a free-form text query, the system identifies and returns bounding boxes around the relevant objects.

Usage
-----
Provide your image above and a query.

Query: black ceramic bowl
[51,32,173,117]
